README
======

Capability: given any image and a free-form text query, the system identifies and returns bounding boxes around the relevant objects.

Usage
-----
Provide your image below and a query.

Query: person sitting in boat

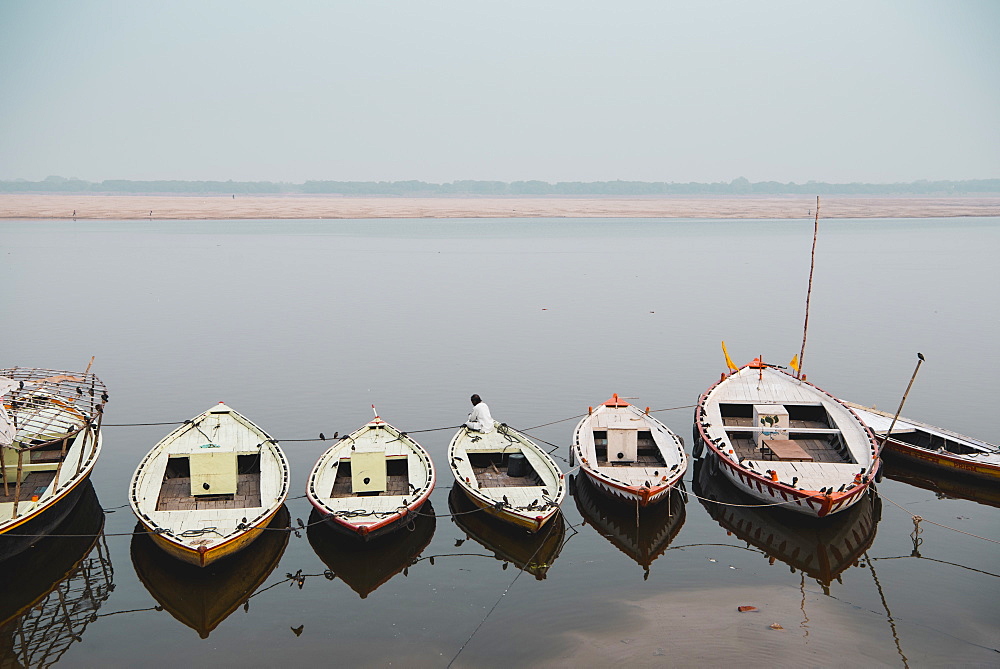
[464,394,495,433]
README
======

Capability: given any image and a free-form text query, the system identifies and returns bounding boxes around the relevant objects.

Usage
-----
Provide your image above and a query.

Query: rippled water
[2,217,998,666]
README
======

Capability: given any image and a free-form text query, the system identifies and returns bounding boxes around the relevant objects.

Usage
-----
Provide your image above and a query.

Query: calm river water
[2,217,998,667]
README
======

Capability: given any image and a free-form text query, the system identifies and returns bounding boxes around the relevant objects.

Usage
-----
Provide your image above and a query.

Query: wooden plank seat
[761,439,814,462]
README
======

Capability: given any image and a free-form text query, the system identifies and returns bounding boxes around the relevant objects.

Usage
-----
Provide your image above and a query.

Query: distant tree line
[2,175,998,195]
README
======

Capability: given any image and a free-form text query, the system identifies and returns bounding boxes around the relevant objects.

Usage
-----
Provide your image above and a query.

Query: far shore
[1,193,999,220]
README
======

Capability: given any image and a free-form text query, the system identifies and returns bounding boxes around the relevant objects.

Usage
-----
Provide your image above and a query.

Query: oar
[879,353,926,453]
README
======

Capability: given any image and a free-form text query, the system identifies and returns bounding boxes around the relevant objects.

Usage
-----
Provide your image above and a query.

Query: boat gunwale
[571,401,688,505]
[448,423,566,532]
[305,418,437,537]
[694,365,881,517]
[128,404,289,553]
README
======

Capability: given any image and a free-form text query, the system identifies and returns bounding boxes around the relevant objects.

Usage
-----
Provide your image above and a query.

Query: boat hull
[881,438,1000,483]
[139,504,284,568]
[452,481,558,533]
[309,494,431,542]
[694,368,879,518]
[577,468,676,507]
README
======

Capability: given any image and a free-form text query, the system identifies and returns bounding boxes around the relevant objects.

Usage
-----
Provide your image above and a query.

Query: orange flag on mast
[721,341,739,372]
[789,354,800,372]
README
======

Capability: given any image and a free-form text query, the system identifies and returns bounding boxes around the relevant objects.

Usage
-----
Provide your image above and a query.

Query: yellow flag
[789,354,800,372]
[721,341,739,372]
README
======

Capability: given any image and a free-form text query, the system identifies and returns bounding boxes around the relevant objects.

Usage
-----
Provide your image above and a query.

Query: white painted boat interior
[450,424,564,511]
[130,404,288,547]
[575,405,686,486]
[703,367,874,491]
[309,421,434,519]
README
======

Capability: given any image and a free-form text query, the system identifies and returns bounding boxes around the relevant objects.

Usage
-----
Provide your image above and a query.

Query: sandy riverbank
[1,194,999,220]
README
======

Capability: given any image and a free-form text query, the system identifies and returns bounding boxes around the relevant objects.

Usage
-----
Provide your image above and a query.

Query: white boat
[846,402,1000,484]
[1,367,107,560]
[449,422,565,533]
[306,414,435,541]
[694,361,880,518]
[129,403,289,567]
[571,394,688,506]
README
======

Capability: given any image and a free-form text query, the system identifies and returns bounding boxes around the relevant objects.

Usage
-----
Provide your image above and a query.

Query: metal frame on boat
[571,394,688,507]
[306,414,435,542]
[449,422,565,533]
[694,362,880,518]
[1,367,107,559]
[129,402,289,567]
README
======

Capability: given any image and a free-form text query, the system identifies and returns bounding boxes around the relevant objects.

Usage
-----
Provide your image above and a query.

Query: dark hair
[470,394,482,405]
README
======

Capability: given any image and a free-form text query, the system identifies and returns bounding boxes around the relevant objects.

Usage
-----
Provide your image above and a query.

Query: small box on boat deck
[189,451,238,496]
[753,405,789,448]
[607,427,639,463]
[351,451,387,493]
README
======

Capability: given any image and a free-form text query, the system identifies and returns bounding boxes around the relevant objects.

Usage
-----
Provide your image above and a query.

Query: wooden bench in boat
[761,439,814,462]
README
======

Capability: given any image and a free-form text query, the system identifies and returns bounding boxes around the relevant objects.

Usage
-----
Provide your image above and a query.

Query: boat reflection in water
[884,458,1000,509]
[130,505,290,638]
[571,474,686,580]
[693,460,881,594]
[0,481,113,668]
[448,487,565,580]
[307,502,436,598]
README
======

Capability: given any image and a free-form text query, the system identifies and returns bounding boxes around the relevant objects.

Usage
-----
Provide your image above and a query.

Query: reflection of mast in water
[0,480,113,669]
[571,474,686,579]
[130,505,290,638]
[448,487,566,580]
[693,461,881,594]
[307,502,436,598]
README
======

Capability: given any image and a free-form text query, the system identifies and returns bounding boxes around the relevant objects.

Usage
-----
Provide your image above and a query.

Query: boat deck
[330,472,412,497]
[0,471,55,503]
[156,473,262,511]
[727,437,852,464]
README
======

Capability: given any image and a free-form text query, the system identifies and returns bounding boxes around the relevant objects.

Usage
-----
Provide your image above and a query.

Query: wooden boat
[693,459,881,593]
[1,367,107,561]
[448,422,565,533]
[694,361,880,517]
[571,474,685,578]
[0,480,113,666]
[448,486,565,580]
[131,505,290,637]
[846,402,1000,484]
[571,394,687,507]
[129,402,289,567]
[307,502,436,598]
[306,414,435,541]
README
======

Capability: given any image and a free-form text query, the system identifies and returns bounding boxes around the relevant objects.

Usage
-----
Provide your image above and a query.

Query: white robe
[465,402,494,433]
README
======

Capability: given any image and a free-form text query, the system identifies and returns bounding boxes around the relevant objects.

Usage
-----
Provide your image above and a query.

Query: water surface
[2,217,998,666]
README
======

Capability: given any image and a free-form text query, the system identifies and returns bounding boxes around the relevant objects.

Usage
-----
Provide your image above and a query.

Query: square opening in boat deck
[468,452,543,488]
[592,431,665,467]
[156,455,262,510]
[330,457,411,498]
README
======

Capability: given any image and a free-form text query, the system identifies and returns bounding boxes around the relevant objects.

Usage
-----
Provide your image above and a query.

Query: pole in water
[796,196,821,379]
[879,353,926,452]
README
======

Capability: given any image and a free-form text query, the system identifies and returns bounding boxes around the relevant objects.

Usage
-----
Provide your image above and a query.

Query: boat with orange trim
[846,402,1000,484]
[571,394,687,507]
[1,366,107,561]
[449,421,565,533]
[129,402,289,567]
[694,360,880,518]
[306,412,435,542]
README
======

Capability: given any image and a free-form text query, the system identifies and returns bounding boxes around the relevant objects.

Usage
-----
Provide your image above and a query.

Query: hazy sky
[1,1,998,183]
